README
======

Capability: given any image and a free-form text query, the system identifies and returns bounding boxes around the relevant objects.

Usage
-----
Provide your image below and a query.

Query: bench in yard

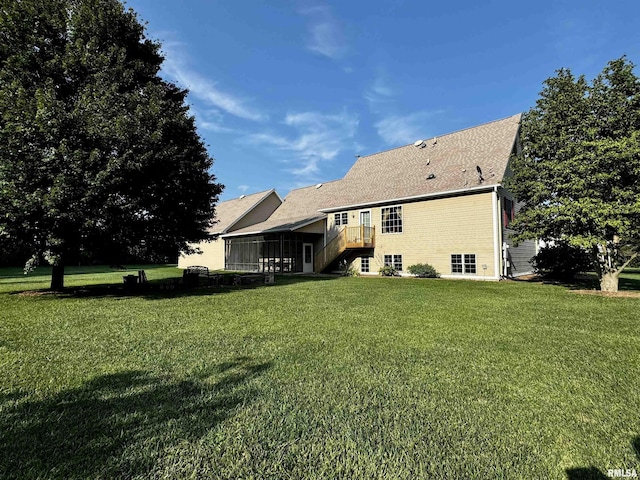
[183,266,219,287]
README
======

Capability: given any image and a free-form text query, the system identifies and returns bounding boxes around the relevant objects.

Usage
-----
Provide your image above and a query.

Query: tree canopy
[507,57,640,291]
[0,0,223,289]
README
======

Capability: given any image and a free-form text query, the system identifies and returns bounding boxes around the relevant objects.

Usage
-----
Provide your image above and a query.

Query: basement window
[360,257,370,273]
[451,254,476,274]
[384,254,403,272]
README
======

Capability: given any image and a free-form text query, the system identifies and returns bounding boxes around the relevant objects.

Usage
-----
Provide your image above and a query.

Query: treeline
[0,241,177,268]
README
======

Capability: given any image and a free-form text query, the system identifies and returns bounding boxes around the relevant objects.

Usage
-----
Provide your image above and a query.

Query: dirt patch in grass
[571,289,640,298]
[17,290,62,297]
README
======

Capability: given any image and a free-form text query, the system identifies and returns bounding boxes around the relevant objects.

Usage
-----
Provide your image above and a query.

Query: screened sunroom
[224,232,320,273]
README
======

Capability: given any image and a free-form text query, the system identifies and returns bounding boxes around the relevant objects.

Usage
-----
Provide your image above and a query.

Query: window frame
[384,254,403,271]
[334,211,349,226]
[360,256,370,273]
[381,205,403,234]
[464,254,477,274]
[451,253,476,275]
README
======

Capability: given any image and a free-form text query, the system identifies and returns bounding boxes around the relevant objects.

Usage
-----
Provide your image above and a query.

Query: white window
[334,212,348,226]
[360,257,370,273]
[451,254,476,274]
[384,254,403,271]
[381,206,402,233]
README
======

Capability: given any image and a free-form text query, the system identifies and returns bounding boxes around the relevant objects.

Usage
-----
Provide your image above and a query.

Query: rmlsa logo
[608,469,638,478]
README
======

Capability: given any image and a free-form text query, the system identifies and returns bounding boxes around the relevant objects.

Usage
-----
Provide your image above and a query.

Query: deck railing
[344,225,375,248]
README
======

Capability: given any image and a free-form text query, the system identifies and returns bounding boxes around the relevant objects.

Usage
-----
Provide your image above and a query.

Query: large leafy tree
[508,57,640,292]
[0,0,223,289]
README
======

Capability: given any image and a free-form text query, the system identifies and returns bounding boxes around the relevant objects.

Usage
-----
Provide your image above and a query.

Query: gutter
[318,184,498,213]
[220,216,326,238]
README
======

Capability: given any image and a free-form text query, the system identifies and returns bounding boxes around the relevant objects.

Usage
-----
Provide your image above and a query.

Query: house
[178,188,282,270]
[180,114,537,279]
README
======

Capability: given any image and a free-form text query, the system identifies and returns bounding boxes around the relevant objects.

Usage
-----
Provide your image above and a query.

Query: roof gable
[210,189,282,234]
[223,180,342,235]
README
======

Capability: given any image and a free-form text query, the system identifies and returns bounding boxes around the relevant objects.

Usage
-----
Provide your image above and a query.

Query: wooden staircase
[314,225,375,273]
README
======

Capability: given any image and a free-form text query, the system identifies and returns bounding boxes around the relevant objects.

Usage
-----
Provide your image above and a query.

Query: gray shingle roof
[224,180,342,235]
[223,114,521,235]
[320,114,521,211]
[210,189,280,234]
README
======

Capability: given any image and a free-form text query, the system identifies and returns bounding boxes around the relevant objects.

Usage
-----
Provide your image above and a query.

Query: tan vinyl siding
[296,219,326,234]
[229,192,282,232]
[326,210,350,242]
[333,192,497,278]
[178,238,225,270]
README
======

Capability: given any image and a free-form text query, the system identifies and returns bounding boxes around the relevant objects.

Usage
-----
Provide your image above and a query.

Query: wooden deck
[315,226,375,272]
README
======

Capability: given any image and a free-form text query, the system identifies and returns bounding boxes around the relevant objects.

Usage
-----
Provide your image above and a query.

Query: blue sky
[126,0,640,201]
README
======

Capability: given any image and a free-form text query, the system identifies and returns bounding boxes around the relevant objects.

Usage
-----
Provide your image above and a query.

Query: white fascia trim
[318,184,498,213]
[220,216,326,239]
[220,230,264,238]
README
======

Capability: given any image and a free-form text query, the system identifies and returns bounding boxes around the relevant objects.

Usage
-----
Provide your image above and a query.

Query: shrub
[342,266,359,277]
[530,243,592,280]
[407,263,440,278]
[378,265,398,276]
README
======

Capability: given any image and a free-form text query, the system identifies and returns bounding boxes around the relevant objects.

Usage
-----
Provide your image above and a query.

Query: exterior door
[360,211,372,243]
[303,243,314,273]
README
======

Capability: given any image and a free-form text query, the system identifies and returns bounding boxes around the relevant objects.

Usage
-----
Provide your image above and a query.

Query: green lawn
[0,266,638,479]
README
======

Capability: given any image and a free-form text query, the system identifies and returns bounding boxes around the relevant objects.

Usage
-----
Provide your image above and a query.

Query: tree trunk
[599,271,619,292]
[50,264,65,290]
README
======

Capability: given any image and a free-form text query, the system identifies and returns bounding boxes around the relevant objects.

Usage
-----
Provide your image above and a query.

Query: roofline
[288,215,326,231]
[220,216,326,238]
[353,113,523,159]
[318,184,499,212]
[220,229,265,238]
[221,188,282,233]
[283,178,342,196]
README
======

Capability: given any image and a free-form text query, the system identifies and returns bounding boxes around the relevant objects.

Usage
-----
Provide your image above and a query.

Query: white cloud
[300,5,348,60]
[161,45,267,122]
[365,73,446,146]
[238,185,250,193]
[248,110,359,179]
[364,76,396,111]
[191,107,238,134]
[374,111,442,146]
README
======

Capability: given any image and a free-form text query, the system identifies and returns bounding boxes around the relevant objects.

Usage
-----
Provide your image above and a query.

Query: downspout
[323,221,328,273]
[492,186,501,280]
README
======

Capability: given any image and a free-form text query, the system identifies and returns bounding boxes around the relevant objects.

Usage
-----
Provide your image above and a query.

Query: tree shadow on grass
[0,265,173,283]
[532,272,640,293]
[565,436,640,480]
[0,357,271,479]
[10,273,341,301]
[619,275,640,292]
[565,467,610,480]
